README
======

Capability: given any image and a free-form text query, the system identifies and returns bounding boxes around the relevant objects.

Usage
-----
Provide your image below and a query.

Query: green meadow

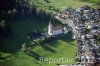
[0,19,77,66]
[0,0,98,66]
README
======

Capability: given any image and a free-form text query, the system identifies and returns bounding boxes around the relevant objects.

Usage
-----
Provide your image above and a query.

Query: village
[22,5,100,66]
[55,5,100,66]
[23,5,100,66]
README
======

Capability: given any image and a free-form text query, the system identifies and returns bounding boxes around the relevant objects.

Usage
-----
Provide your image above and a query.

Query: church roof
[49,21,62,31]
[52,26,62,31]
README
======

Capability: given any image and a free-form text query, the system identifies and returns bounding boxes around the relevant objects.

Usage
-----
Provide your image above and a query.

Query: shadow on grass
[0,19,49,53]
[35,61,42,66]
[63,33,74,41]
[69,42,76,46]
[58,33,75,44]
[26,51,41,61]
[40,44,56,53]
[4,55,12,59]
[48,33,75,47]
[48,40,61,48]
[0,57,6,61]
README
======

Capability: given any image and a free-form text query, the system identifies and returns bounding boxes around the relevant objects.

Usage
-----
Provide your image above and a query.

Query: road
[66,18,80,38]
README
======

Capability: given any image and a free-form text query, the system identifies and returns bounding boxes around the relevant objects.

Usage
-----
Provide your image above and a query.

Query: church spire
[48,20,52,35]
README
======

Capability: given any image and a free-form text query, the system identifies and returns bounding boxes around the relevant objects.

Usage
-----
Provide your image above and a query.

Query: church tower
[48,20,52,35]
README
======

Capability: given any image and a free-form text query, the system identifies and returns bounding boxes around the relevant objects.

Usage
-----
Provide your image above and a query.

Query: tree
[44,0,50,3]
[80,0,87,2]
[0,52,6,60]
[22,43,27,52]
[27,47,32,53]
[0,20,10,37]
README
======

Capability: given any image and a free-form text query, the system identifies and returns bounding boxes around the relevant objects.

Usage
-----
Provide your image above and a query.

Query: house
[76,8,82,12]
[72,34,76,39]
[48,21,67,36]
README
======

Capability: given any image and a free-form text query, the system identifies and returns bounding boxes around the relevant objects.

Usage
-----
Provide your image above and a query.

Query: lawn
[0,18,77,66]
[50,0,97,9]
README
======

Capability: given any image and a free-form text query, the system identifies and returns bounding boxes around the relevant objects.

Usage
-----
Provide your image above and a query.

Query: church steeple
[48,20,52,35]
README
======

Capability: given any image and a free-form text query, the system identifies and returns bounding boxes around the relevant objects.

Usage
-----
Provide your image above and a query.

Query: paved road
[66,18,80,38]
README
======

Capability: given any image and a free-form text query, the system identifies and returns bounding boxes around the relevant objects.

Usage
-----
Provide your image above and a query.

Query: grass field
[50,0,97,9]
[0,18,77,66]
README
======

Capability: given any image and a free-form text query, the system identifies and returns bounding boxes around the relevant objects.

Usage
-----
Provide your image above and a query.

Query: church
[48,21,68,36]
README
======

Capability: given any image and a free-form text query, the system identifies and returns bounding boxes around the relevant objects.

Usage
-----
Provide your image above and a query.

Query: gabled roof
[49,20,63,31]
[52,25,62,31]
